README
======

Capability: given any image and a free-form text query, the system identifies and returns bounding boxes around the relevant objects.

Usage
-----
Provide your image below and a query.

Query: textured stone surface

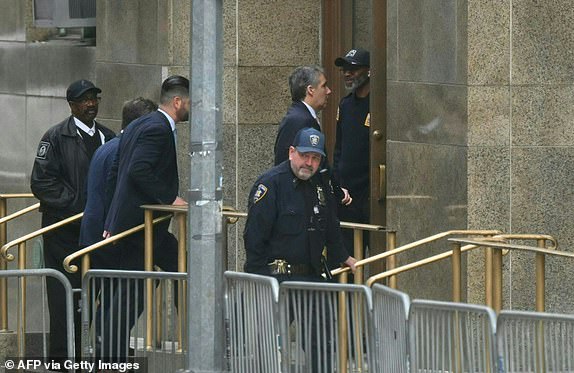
[387,141,467,300]
[467,147,510,231]
[388,82,467,145]
[0,0,25,42]
[512,85,574,146]
[26,43,96,98]
[236,0,320,66]
[97,0,171,65]
[0,42,26,95]
[397,0,467,84]
[236,66,292,125]
[468,86,510,146]
[512,0,574,84]
[510,147,574,313]
[95,62,163,122]
[468,0,510,85]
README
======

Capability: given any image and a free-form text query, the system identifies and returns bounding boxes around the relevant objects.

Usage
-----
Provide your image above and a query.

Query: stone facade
[1,0,574,314]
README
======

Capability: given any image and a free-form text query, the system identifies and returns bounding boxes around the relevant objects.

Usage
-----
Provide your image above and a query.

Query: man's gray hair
[289,65,325,102]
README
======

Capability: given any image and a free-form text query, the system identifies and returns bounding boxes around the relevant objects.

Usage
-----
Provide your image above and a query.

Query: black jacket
[243,161,349,275]
[31,116,115,219]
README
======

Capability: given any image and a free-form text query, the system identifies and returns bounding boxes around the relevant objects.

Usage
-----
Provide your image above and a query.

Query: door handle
[378,164,386,201]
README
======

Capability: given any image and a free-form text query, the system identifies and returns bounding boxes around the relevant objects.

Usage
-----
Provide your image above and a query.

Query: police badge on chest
[316,186,326,206]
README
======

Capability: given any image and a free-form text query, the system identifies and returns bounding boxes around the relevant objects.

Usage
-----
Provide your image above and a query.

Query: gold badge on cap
[310,134,320,146]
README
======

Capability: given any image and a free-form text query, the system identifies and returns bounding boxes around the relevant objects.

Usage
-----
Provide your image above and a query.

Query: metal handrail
[450,237,571,313]
[220,206,392,285]
[0,203,40,225]
[363,235,564,312]
[62,214,172,274]
[330,229,502,278]
[1,213,84,262]
[0,193,37,332]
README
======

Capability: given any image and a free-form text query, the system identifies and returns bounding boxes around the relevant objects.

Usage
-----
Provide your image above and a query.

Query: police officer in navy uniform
[244,127,356,281]
[333,48,371,258]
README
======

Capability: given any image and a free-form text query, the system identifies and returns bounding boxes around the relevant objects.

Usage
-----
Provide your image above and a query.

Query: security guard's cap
[293,128,325,157]
[66,79,101,102]
[335,48,370,67]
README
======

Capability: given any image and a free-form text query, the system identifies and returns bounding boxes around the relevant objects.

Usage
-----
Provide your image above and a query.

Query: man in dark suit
[104,76,189,269]
[274,65,331,165]
[100,76,189,361]
[79,97,158,268]
[274,65,352,206]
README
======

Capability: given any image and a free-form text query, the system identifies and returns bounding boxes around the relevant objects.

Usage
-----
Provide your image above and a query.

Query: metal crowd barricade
[409,299,497,373]
[81,270,186,372]
[224,271,280,373]
[370,283,410,373]
[0,268,75,361]
[279,281,372,373]
[497,310,574,372]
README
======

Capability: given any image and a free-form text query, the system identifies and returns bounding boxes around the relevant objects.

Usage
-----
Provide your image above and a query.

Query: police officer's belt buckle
[268,259,290,275]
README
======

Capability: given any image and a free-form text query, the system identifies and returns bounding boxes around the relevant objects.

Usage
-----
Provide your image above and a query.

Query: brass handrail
[62,214,172,274]
[0,194,35,199]
[0,208,81,354]
[0,203,40,225]
[1,212,84,262]
[0,194,37,333]
[331,229,502,278]
[451,238,574,313]
[364,235,564,312]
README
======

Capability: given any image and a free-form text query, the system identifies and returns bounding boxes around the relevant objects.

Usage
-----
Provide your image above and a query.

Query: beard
[346,73,369,92]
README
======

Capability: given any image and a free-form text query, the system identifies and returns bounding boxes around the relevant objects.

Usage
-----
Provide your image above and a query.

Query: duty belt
[268,259,314,276]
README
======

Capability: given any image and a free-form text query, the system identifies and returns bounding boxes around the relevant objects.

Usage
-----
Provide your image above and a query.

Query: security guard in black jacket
[30,79,115,362]
[244,127,356,281]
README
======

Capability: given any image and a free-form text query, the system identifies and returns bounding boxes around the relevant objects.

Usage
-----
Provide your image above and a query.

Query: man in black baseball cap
[332,48,372,259]
[335,48,370,68]
[30,78,114,361]
[66,79,102,102]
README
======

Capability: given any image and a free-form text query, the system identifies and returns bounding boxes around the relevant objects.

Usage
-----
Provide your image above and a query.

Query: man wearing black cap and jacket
[333,48,371,259]
[30,79,115,362]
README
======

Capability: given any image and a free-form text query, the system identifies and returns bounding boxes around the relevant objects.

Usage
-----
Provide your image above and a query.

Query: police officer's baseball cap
[335,48,370,67]
[293,128,326,157]
[66,79,101,102]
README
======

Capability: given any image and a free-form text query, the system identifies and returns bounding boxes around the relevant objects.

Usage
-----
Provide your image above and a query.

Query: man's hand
[172,196,188,206]
[102,230,111,239]
[343,256,357,273]
[341,188,353,206]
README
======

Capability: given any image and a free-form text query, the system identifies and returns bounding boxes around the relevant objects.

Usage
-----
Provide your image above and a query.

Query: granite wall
[467,0,574,313]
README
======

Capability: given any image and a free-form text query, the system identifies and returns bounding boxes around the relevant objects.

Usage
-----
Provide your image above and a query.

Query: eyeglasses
[73,96,101,105]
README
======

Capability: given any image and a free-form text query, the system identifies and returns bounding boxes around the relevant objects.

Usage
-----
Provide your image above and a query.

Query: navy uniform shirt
[243,161,349,275]
[333,92,370,196]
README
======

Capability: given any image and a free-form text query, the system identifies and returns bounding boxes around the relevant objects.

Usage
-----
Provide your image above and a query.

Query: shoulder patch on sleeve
[36,141,51,160]
[253,184,268,204]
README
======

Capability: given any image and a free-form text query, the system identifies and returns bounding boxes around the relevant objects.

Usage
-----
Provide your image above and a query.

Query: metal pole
[535,239,546,312]
[387,231,397,289]
[184,1,224,372]
[353,229,363,284]
[451,242,461,302]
